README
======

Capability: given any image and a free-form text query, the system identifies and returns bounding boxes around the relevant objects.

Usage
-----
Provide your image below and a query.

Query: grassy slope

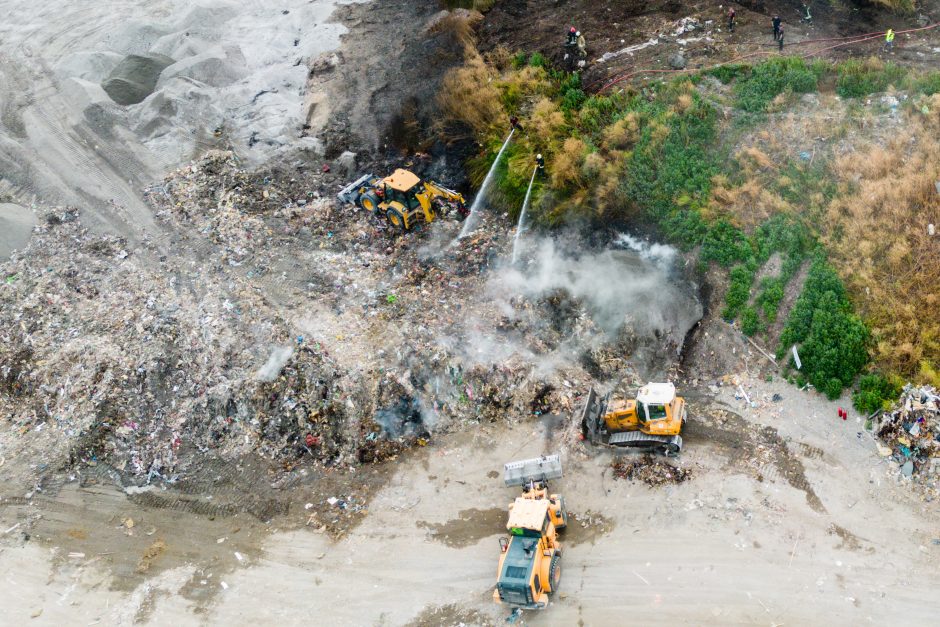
[439,45,940,408]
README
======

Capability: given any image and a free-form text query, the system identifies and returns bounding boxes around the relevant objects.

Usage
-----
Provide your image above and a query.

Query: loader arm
[424,181,466,206]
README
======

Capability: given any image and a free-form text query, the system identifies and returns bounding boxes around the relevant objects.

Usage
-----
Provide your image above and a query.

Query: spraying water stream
[457,128,515,239]
[510,166,538,264]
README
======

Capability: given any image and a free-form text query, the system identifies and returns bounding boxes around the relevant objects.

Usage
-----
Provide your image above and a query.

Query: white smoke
[439,233,702,379]
[254,345,294,382]
[493,236,699,339]
[614,232,678,269]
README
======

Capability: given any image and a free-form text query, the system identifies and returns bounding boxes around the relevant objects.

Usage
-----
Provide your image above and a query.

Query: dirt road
[2,375,937,625]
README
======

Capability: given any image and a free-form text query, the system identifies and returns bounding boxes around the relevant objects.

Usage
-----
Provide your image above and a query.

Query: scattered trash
[872,384,940,490]
[611,454,693,487]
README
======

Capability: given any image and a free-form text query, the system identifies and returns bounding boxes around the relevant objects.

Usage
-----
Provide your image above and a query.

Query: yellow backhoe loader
[337,168,467,232]
[494,455,566,612]
[581,382,687,454]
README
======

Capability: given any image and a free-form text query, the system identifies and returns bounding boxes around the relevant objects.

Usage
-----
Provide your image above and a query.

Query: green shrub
[852,373,901,414]
[701,220,752,267]
[755,214,812,263]
[624,93,718,232]
[741,306,761,336]
[778,258,869,399]
[912,70,940,95]
[735,57,822,112]
[705,64,748,85]
[756,277,786,322]
[723,264,755,320]
[528,52,547,68]
[836,59,907,98]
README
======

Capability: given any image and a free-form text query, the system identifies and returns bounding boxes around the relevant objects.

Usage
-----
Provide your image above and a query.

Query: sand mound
[54,51,124,82]
[101,53,174,105]
[157,46,246,88]
[0,203,37,260]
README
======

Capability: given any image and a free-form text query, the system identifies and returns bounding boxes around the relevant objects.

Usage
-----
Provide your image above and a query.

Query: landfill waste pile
[0,151,700,494]
[0,207,364,490]
[610,454,693,487]
[873,384,940,495]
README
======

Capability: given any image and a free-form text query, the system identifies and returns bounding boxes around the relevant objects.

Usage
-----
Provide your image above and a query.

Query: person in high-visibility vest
[884,29,895,53]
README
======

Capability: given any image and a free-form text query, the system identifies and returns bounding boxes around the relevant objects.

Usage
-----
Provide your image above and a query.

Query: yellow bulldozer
[581,382,687,454]
[494,455,566,612]
[337,168,467,232]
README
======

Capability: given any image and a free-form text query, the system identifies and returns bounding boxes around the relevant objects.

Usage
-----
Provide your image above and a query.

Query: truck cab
[604,382,685,436]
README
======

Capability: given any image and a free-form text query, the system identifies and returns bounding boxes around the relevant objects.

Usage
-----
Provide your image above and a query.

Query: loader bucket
[579,387,608,445]
[337,173,374,204]
[504,454,563,487]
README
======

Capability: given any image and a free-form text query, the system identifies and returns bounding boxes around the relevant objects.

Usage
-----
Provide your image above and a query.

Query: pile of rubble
[874,384,940,483]
[610,454,693,487]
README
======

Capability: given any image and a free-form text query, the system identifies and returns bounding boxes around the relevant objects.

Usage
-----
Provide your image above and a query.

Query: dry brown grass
[550,137,588,189]
[529,97,567,142]
[427,9,483,50]
[709,177,790,228]
[601,113,640,151]
[826,97,940,376]
[438,52,503,136]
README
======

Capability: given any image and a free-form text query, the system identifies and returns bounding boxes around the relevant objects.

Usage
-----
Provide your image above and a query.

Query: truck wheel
[359,192,380,215]
[386,208,405,233]
[549,554,561,592]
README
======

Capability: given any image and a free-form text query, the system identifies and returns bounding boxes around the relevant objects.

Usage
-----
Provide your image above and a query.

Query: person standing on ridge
[564,26,579,71]
[778,23,785,51]
[576,30,587,58]
[535,153,545,175]
[728,7,736,32]
[884,28,895,53]
[772,15,781,41]
[566,26,578,47]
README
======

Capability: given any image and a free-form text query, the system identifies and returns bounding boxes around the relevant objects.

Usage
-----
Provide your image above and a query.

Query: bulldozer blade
[504,454,563,487]
[579,387,609,446]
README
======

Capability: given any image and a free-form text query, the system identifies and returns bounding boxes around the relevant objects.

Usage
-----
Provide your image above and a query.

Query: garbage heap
[873,384,940,487]
[0,209,366,488]
[610,454,693,488]
[2,152,652,490]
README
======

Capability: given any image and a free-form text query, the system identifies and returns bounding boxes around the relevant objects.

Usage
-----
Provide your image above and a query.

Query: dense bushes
[912,70,940,95]
[836,58,907,98]
[852,373,901,414]
[734,57,824,112]
[778,259,869,398]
